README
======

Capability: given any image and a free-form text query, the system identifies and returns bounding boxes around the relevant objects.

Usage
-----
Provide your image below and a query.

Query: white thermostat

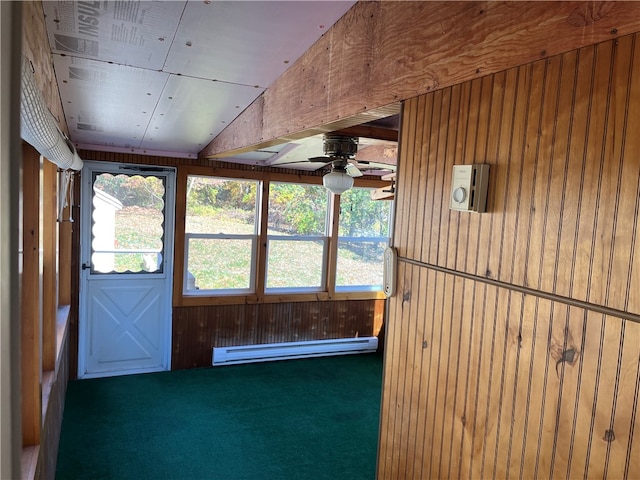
[449,164,490,212]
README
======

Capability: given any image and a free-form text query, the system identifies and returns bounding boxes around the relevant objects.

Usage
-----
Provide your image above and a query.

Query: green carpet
[56,354,383,480]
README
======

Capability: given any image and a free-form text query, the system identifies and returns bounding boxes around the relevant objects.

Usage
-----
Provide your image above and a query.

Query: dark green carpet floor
[56,353,383,480]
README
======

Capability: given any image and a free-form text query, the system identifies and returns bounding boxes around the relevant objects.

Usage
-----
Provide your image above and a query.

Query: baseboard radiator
[212,337,378,366]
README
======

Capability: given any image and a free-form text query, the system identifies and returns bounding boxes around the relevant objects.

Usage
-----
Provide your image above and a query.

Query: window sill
[175,290,387,307]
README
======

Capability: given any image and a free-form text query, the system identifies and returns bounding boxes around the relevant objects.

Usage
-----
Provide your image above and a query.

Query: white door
[79,161,175,378]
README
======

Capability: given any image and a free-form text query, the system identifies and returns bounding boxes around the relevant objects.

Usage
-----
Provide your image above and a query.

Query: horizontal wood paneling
[172,300,385,369]
[380,33,640,479]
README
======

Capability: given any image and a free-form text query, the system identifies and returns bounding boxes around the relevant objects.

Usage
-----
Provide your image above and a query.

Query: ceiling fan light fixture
[323,170,354,195]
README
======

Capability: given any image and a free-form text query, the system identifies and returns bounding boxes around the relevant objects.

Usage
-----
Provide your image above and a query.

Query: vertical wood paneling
[395,97,418,258]
[380,33,640,480]
[405,267,429,480]
[381,261,408,479]
[424,89,447,265]
[454,79,480,272]
[388,34,640,315]
[381,262,640,479]
[527,54,562,293]
[489,66,518,282]
[555,48,590,300]
[608,36,637,311]
[511,60,546,288]
[403,93,430,258]
[396,261,421,479]
[445,81,471,271]
[464,76,492,274]
[627,34,640,314]
[587,40,618,309]
[171,299,383,370]
[476,71,502,278]
[420,90,438,264]
[573,41,611,304]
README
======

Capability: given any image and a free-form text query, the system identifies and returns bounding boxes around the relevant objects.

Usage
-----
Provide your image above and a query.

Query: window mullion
[326,193,340,297]
[255,178,269,300]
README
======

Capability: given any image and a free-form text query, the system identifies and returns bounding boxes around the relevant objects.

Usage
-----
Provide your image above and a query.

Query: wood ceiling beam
[200,1,640,158]
[331,126,398,143]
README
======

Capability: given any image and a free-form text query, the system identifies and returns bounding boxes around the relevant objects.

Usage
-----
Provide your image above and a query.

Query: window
[91,173,166,274]
[179,172,393,300]
[184,176,260,295]
[266,182,329,292]
[335,188,392,292]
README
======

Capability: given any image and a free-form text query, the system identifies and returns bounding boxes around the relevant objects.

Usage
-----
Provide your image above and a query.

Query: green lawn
[110,207,384,289]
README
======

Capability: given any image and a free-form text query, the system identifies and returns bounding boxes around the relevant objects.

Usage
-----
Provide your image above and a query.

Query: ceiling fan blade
[271,158,327,167]
[346,163,363,177]
[356,160,397,171]
[308,156,333,163]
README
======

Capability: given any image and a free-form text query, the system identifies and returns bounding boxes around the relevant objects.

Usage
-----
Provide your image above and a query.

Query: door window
[90,172,166,274]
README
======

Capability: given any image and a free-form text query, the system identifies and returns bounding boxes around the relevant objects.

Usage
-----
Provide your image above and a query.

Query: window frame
[264,181,331,294]
[334,236,391,293]
[182,174,261,296]
[183,233,258,295]
[173,165,391,307]
[264,234,329,294]
[334,186,393,293]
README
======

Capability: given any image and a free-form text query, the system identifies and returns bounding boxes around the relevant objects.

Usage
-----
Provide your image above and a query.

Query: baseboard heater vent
[212,337,378,366]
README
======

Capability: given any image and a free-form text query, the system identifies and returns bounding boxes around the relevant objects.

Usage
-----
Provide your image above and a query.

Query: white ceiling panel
[53,55,169,149]
[140,76,265,154]
[42,1,186,70]
[163,1,355,86]
[39,1,395,166]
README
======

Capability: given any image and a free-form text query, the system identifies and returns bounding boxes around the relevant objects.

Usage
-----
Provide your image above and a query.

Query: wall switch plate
[449,164,490,212]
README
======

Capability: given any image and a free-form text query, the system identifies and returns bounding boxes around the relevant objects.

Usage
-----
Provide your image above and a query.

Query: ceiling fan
[312,134,360,195]
[280,134,395,194]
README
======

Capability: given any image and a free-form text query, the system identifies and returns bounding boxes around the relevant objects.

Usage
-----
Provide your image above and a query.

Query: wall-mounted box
[383,246,397,298]
[449,164,490,213]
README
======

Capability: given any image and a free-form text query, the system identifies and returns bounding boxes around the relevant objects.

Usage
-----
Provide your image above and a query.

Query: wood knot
[422,340,428,349]
[403,291,411,303]
[603,429,616,442]
[555,347,578,376]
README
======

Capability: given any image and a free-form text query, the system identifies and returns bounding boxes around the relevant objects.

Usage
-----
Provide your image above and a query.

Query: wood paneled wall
[78,151,386,371]
[379,34,640,479]
[173,300,385,369]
